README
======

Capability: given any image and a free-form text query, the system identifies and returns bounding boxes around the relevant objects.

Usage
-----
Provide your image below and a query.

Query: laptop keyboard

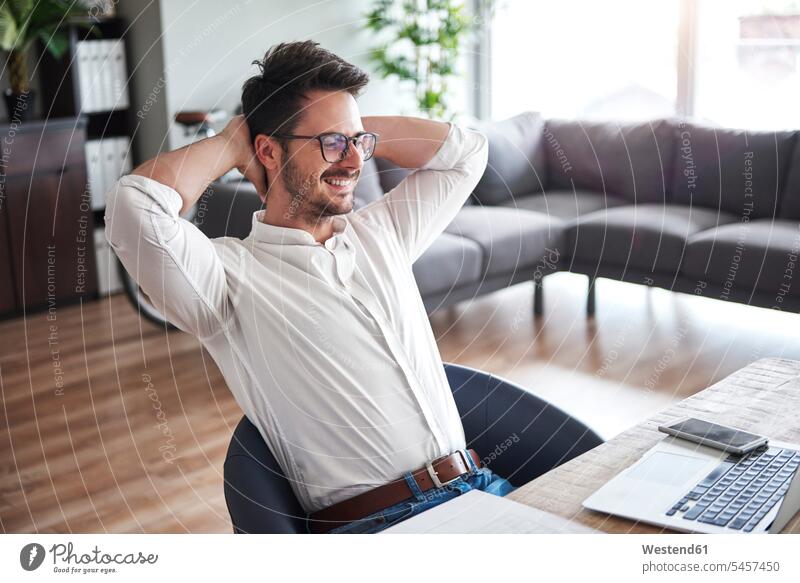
[665,446,800,531]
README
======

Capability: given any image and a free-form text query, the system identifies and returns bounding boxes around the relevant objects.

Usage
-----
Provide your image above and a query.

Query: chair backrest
[444,363,603,486]
[223,363,603,533]
[193,179,262,240]
[223,415,307,533]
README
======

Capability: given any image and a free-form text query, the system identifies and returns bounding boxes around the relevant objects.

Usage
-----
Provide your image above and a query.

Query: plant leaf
[24,0,92,56]
[7,0,35,21]
[0,4,21,51]
[40,28,69,58]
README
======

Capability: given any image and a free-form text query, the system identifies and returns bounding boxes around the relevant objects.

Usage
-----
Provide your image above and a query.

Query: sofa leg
[533,274,544,316]
[587,277,596,317]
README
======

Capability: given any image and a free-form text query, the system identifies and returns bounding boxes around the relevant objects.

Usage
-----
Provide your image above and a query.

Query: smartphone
[658,417,768,455]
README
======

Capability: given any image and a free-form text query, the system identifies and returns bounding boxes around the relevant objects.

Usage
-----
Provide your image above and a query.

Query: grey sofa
[469,113,800,314]
[200,113,800,315]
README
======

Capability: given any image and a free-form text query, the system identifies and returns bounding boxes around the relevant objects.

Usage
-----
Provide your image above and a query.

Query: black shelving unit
[38,16,133,228]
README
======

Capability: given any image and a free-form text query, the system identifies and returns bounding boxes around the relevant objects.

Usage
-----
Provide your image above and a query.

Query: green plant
[0,0,92,94]
[365,0,494,120]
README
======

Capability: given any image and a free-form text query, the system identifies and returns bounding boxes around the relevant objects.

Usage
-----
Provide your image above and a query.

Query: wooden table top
[506,357,800,534]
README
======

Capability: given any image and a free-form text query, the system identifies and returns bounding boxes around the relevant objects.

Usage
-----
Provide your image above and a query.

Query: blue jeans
[323,456,515,534]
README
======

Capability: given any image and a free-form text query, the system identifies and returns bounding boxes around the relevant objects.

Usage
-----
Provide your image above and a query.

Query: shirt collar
[249,210,349,245]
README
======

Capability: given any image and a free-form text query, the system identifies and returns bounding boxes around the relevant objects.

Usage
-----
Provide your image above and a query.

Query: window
[490,0,680,121]
[489,0,800,130]
[693,0,800,130]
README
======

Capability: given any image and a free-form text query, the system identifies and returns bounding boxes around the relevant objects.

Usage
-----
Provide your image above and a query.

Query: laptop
[583,436,800,533]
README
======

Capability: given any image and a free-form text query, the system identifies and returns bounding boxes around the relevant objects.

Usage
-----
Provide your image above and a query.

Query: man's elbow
[456,130,489,189]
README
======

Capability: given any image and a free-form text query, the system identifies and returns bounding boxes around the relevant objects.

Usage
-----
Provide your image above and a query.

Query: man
[106,40,512,534]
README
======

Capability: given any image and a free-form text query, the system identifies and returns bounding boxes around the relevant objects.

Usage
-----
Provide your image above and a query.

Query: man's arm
[358,116,489,262]
[132,115,267,214]
[362,116,451,170]
[105,116,265,337]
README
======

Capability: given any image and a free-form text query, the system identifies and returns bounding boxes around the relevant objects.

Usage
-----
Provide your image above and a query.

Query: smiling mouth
[322,177,355,187]
[321,173,358,192]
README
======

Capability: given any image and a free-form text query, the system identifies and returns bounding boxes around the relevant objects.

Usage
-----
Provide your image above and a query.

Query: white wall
[116,0,169,164]
[157,0,422,149]
[114,0,477,160]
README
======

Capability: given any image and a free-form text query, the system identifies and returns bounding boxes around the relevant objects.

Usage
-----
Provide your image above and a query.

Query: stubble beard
[282,157,356,224]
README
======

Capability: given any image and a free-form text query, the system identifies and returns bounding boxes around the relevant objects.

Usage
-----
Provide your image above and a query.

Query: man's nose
[339,141,363,170]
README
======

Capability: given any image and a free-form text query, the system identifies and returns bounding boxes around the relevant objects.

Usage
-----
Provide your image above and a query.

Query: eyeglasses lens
[320,133,376,162]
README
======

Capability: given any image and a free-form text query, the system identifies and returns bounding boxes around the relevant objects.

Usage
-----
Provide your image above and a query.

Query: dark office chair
[223,363,604,533]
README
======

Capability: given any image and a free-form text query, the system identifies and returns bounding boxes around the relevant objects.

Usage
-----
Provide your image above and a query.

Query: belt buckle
[426,449,471,489]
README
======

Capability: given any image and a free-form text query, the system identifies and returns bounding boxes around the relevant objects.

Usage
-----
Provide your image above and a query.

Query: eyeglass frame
[266,131,380,163]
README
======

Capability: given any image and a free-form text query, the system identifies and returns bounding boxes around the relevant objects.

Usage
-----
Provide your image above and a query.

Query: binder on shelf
[85,137,132,211]
[99,40,114,111]
[86,41,102,113]
[101,138,117,201]
[110,41,130,109]
[94,227,123,296]
[85,140,104,210]
[114,137,132,175]
[75,41,93,112]
[75,40,130,113]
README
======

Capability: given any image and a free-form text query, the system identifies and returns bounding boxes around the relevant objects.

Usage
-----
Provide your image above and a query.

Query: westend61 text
[642,544,708,555]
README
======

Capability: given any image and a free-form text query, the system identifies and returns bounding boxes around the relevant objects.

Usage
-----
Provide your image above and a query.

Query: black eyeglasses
[268,131,379,163]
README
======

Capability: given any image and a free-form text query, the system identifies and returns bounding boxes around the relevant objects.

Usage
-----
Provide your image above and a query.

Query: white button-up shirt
[105,122,488,513]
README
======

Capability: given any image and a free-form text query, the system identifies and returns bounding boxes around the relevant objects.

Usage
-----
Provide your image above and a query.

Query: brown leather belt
[308,449,482,534]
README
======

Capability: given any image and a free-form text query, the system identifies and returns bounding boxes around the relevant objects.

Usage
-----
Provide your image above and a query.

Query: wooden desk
[507,357,800,533]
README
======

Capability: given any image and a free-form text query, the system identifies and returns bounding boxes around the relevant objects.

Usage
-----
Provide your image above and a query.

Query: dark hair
[241,41,369,146]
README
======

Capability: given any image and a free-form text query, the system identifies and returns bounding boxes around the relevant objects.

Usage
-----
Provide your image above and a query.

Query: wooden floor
[2,272,800,533]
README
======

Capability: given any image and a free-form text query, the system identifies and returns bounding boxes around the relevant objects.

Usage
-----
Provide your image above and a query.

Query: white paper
[382,490,598,534]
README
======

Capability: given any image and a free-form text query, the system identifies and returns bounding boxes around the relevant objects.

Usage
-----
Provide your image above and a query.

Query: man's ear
[253,135,282,204]
[254,134,282,172]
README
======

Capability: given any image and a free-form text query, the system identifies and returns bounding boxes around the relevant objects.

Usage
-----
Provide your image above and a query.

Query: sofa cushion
[682,219,800,299]
[470,111,546,205]
[779,134,800,219]
[353,157,384,209]
[544,119,675,203]
[671,122,796,219]
[412,233,483,297]
[500,188,627,223]
[445,206,563,278]
[374,157,412,193]
[566,203,737,273]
